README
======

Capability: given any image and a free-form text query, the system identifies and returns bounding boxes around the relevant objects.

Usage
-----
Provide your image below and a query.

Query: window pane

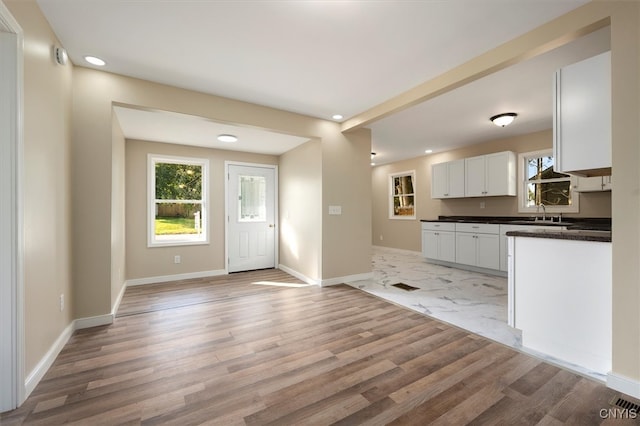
[393,195,414,216]
[393,175,414,195]
[526,181,572,207]
[239,175,266,222]
[526,156,570,181]
[155,163,202,200]
[155,202,203,239]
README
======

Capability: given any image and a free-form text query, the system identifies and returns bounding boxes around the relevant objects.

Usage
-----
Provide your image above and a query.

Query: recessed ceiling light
[332,114,343,120]
[84,56,106,66]
[84,56,107,67]
[371,162,376,166]
[425,149,433,154]
[217,134,238,143]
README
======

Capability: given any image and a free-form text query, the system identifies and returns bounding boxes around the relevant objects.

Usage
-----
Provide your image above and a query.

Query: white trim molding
[0,2,24,412]
[321,272,374,287]
[608,372,640,400]
[24,313,116,401]
[24,322,74,399]
[278,264,320,286]
[125,269,227,287]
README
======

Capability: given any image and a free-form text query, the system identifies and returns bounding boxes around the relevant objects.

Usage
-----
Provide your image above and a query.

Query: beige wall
[373,130,612,252]
[608,0,640,385]
[125,139,278,280]
[279,139,322,280]
[6,1,74,374]
[322,127,372,279]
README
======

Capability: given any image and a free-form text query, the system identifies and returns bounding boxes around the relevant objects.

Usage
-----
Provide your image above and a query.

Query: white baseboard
[608,372,640,399]
[278,264,319,285]
[372,245,422,255]
[24,321,74,398]
[74,314,114,330]
[321,272,374,287]
[24,312,115,400]
[125,269,227,286]
[278,264,374,287]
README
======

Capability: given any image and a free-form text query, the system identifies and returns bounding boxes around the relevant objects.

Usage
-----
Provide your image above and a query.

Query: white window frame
[389,170,416,220]
[518,149,579,214]
[148,154,209,247]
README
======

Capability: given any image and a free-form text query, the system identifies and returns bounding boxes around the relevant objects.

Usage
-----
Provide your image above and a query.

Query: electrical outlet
[380,235,384,241]
[174,255,181,264]
[480,202,486,209]
[59,294,64,312]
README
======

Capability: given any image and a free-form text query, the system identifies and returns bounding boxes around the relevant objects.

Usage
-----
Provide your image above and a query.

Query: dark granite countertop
[420,216,611,232]
[505,229,611,242]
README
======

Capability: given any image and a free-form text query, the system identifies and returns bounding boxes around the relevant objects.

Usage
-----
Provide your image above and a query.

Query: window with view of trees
[148,155,209,246]
[389,170,416,219]
[518,150,578,213]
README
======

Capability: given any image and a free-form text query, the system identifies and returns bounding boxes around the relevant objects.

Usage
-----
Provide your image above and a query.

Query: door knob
[269,224,275,228]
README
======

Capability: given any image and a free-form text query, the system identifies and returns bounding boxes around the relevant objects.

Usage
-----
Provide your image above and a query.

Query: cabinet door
[455,232,477,266]
[485,152,516,196]
[476,233,500,270]
[431,162,449,199]
[447,159,466,198]
[465,156,486,197]
[439,231,456,263]
[554,51,611,174]
[422,230,439,259]
[574,176,603,192]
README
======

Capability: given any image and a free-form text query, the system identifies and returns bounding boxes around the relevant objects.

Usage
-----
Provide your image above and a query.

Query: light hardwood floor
[2,269,638,425]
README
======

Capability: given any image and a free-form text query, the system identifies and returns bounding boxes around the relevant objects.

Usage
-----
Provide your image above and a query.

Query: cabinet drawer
[455,223,499,234]
[421,222,455,232]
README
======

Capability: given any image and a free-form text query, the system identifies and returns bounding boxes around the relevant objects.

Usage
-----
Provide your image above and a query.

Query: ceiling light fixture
[217,134,238,143]
[84,55,106,66]
[54,47,68,65]
[371,152,376,159]
[490,112,518,127]
[425,149,433,154]
[332,114,343,120]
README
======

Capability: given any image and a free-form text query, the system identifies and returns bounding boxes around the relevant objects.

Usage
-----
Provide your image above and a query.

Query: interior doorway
[226,163,277,273]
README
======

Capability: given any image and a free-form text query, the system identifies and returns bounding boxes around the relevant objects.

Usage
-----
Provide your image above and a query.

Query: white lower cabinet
[421,222,456,263]
[455,223,500,270]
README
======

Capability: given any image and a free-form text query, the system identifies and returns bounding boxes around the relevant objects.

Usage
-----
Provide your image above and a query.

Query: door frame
[224,161,278,273]
[0,2,25,412]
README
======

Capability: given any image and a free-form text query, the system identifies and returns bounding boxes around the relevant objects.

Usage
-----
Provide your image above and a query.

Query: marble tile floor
[347,245,606,382]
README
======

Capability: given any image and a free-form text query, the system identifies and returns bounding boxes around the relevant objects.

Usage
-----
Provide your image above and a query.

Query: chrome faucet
[536,203,547,221]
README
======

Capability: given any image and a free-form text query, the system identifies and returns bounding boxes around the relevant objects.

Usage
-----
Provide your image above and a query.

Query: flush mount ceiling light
[490,112,518,127]
[332,114,343,120]
[84,55,106,66]
[217,134,238,143]
[425,149,433,154]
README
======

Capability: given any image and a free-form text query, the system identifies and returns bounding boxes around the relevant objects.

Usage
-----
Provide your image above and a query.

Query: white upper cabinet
[464,151,516,197]
[431,159,465,199]
[554,51,611,176]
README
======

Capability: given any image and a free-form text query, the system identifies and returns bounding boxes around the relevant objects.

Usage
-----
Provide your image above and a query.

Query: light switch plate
[328,205,342,215]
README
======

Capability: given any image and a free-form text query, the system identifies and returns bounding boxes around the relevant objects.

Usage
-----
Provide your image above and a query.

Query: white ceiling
[37,0,605,164]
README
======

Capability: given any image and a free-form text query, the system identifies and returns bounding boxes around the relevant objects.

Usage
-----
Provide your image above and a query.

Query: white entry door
[227,164,276,273]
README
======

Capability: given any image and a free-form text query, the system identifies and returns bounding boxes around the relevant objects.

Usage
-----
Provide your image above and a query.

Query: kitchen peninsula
[507,227,612,377]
